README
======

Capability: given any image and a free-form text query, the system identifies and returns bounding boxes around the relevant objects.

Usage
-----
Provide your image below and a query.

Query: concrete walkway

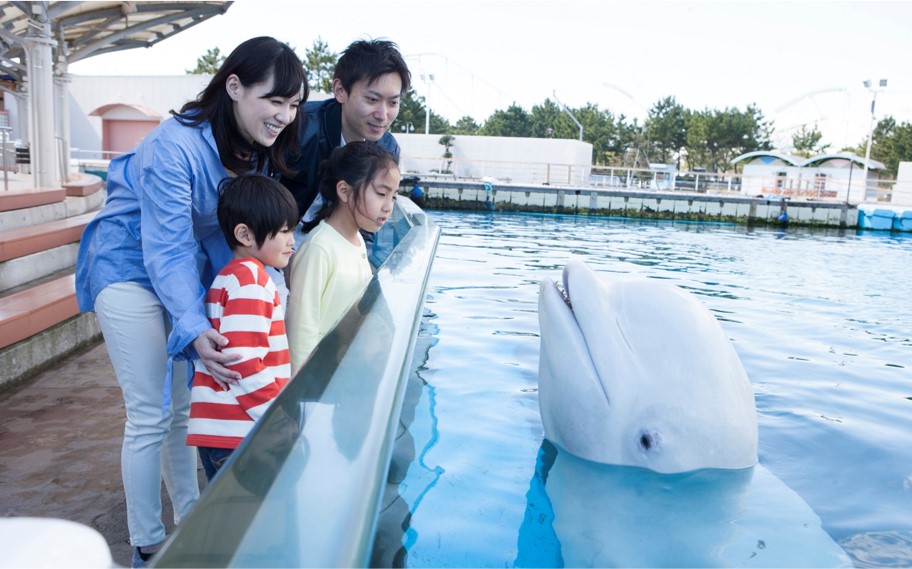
[0,341,203,568]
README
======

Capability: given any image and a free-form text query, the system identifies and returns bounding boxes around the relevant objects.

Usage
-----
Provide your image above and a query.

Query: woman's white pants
[95,282,199,548]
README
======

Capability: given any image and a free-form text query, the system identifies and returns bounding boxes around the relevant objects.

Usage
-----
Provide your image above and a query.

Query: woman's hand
[193,329,242,389]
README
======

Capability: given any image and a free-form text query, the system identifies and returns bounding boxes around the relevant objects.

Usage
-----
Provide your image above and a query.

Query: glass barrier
[153,197,441,567]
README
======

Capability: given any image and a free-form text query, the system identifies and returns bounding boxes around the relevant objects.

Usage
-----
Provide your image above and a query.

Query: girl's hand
[193,329,242,388]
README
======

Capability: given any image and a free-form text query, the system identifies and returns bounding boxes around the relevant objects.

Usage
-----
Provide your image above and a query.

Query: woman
[75,36,307,567]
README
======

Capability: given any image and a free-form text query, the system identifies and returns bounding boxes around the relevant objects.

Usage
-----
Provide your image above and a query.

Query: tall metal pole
[421,74,434,135]
[860,92,876,203]
[859,79,887,204]
[845,159,854,205]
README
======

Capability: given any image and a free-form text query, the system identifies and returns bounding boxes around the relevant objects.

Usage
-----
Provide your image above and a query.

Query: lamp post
[420,74,434,135]
[401,121,414,134]
[859,78,887,203]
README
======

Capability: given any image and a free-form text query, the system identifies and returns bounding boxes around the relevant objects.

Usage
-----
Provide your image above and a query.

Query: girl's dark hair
[217,174,299,249]
[173,36,308,176]
[303,141,399,233]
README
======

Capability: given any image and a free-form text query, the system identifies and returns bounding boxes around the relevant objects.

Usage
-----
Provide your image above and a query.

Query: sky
[68,0,912,151]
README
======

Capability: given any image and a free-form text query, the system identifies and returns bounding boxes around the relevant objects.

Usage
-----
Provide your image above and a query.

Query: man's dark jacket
[281,98,401,216]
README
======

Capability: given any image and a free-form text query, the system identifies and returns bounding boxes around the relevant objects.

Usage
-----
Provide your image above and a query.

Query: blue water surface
[374,212,912,568]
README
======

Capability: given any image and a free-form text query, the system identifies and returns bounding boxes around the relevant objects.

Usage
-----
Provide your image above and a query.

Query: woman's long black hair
[172,36,308,176]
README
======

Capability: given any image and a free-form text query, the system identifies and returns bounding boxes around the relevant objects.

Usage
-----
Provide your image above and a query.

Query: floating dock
[857,203,912,232]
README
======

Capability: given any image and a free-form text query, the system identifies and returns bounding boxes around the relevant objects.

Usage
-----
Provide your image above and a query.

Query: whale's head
[538,260,758,473]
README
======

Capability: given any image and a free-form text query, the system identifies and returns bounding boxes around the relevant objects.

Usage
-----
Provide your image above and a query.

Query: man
[282,39,412,222]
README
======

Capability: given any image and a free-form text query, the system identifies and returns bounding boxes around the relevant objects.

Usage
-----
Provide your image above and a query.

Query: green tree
[392,88,423,134]
[684,109,722,172]
[391,88,449,134]
[718,104,769,166]
[186,47,225,74]
[746,104,774,152]
[524,98,631,165]
[644,96,688,167]
[481,103,532,137]
[791,124,830,158]
[618,117,652,169]
[599,114,637,167]
[575,104,626,166]
[427,111,451,135]
[530,99,565,139]
[439,134,455,173]
[451,116,480,135]
[866,117,912,177]
[302,37,336,94]
[685,105,772,172]
[412,94,788,173]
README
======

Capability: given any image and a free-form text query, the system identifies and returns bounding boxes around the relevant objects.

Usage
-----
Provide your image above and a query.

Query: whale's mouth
[554,281,572,310]
[556,266,573,309]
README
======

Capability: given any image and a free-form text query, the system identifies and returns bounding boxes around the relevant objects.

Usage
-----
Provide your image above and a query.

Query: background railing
[401,156,902,204]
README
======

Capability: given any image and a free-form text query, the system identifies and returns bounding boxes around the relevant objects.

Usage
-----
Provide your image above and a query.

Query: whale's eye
[639,430,660,451]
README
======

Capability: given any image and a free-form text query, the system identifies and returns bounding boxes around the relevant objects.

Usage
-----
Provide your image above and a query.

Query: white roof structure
[803,152,885,170]
[732,150,885,170]
[0,1,232,187]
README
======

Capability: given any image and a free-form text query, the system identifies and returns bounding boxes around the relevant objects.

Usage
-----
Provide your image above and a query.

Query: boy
[281,38,411,222]
[186,174,299,481]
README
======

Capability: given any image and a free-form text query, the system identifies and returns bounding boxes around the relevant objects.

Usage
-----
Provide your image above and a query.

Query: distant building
[395,133,593,186]
[647,163,677,191]
[732,151,885,203]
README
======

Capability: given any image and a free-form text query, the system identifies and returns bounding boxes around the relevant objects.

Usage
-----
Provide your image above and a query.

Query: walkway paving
[0,341,203,568]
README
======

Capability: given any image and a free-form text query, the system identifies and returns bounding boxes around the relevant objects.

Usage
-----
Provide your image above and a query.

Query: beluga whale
[527,260,851,566]
[538,259,758,473]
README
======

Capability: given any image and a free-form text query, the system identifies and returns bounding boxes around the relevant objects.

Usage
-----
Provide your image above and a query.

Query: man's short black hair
[334,38,411,95]
[217,174,299,249]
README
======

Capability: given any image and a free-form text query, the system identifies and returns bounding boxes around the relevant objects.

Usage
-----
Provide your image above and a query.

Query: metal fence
[409,160,900,204]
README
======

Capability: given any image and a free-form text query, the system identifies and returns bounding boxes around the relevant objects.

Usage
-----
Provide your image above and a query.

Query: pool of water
[373,211,912,568]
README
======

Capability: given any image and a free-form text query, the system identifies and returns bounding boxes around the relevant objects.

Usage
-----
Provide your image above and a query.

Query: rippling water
[374,211,912,568]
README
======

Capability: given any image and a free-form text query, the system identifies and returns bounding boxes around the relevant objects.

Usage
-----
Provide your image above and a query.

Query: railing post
[1,126,9,192]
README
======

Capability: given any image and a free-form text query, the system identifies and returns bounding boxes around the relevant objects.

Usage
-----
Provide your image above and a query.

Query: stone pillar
[25,3,58,188]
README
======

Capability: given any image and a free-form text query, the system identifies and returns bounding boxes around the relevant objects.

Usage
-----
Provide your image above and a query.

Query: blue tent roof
[732,151,884,170]
[803,152,885,170]
[731,151,804,166]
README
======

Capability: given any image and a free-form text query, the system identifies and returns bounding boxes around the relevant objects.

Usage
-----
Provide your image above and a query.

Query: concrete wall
[417,180,856,228]
[66,74,213,158]
[894,162,912,205]
[396,133,593,186]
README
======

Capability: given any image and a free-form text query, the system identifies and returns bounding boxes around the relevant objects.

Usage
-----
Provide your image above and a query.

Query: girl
[285,141,399,374]
[75,37,307,567]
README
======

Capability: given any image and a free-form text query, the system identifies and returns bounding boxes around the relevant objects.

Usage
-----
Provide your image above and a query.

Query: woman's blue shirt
[76,117,233,359]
